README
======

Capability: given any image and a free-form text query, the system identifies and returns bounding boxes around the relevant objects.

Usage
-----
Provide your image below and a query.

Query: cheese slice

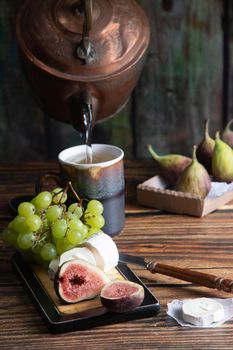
[59,247,96,267]
[83,232,119,272]
[48,247,96,279]
[48,233,119,278]
[182,298,225,326]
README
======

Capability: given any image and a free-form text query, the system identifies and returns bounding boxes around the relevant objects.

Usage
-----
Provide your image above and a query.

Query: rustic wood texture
[0,0,228,160]
[135,0,223,157]
[227,0,233,122]
[1,161,233,349]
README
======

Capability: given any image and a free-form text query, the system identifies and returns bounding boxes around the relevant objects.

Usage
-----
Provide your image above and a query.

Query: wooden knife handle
[147,261,233,292]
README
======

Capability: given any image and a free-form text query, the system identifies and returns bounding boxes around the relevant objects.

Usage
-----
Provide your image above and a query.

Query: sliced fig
[100,280,145,313]
[54,259,109,303]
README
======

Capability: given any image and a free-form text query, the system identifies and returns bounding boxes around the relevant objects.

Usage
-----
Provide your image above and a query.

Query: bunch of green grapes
[1,187,105,265]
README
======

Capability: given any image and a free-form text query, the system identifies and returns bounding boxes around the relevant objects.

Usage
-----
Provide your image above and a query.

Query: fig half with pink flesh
[54,259,109,303]
[100,280,145,313]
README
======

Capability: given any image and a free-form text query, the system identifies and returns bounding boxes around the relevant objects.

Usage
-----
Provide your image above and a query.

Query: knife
[119,253,233,293]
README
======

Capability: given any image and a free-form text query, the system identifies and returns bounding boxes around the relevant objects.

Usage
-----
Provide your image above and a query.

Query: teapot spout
[69,90,98,133]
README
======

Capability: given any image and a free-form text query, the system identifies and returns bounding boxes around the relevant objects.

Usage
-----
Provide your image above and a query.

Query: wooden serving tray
[137,175,233,217]
[12,253,160,334]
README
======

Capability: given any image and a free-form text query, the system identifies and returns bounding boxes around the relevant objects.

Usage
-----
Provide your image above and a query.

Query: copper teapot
[16,0,150,131]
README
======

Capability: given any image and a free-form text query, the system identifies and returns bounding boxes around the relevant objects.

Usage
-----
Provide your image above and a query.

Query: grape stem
[32,228,49,248]
[55,183,79,206]
[67,181,83,205]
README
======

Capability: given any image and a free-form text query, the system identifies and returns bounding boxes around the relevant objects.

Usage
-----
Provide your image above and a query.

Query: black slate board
[12,252,160,334]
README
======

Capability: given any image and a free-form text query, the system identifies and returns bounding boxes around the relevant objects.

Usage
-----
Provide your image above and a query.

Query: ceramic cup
[58,144,125,236]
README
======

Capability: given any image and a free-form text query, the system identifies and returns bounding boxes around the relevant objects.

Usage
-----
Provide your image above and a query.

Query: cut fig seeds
[54,259,109,303]
[100,280,145,313]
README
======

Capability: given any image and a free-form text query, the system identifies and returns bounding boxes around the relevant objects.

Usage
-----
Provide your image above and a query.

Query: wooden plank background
[227,0,233,121]
[0,0,230,160]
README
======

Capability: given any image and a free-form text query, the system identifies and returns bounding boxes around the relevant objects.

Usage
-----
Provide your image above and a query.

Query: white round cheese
[83,232,119,272]
[182,298,225,326]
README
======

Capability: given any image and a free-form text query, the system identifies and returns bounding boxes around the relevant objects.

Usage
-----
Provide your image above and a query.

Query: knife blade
[119,253,148,268]
[118,252,233,293]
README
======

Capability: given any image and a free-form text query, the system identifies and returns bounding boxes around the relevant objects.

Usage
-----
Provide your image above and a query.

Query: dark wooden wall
[0,0,231,160]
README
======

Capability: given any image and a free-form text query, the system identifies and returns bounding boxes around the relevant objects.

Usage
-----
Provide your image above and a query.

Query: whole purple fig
[221,119,233,148]
[175,145,211,198]
[147,144,191,186]
[196,119,215,174]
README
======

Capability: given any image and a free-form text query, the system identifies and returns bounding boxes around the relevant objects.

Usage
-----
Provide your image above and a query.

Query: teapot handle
[77,0,96,63]
[83,0,92,34]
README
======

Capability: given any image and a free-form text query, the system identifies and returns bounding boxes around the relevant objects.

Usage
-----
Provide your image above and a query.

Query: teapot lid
[16,0,150,81]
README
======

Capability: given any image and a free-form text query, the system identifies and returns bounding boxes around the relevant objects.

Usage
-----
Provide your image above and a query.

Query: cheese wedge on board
[83,232,119,272]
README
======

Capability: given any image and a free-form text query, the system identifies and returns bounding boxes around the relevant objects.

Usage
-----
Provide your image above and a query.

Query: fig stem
[147,144,159,160]
[204,119,210,139]
[215,131,220,140]
[225,118,233,131]
[192,145,197,161]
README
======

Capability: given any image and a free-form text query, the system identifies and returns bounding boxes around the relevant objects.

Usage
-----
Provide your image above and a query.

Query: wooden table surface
[1,160,233,349]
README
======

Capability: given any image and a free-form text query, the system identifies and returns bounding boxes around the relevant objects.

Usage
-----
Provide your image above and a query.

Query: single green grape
[68,218,83,231]
[51,235,60,246]
[67,212,77,220]
[52,218,67,239]
[7,221,14,229]
[51,188,67,204]
[55,237,74,255]
[11,215,27,233]
[18,202,35,217]
[41,243,57,261]
[46,205,63,223]
[31,197,43,215]
[86,215,105,229]
[84,209,92,220]
[68,203,83,218]
[17,232,35,249]
[25,214,42,231]
[80,223,88,238]
[31,197,37,206]
[35,191,52,209]
[32,244,42,256]
[87,227,102,237]
[1,227,18,245]
[66,229,84,245]
[87,200,104,215]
